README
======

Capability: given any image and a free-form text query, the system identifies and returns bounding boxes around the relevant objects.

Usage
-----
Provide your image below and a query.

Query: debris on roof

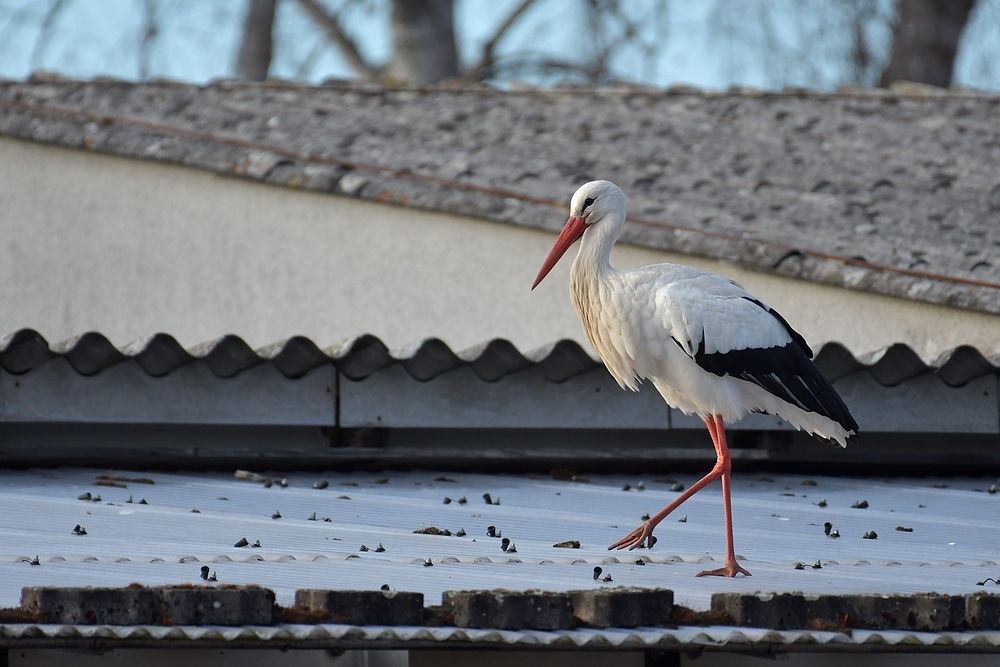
[2,468,999,613]
[3,468,1000,650]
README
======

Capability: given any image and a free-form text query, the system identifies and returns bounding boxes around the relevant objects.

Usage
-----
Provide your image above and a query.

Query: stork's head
[532,180,625,289]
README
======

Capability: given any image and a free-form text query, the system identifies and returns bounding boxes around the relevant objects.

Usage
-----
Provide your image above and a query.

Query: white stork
[532,180,859,578]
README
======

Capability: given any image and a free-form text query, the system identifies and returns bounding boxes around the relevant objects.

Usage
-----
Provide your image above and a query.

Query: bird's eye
[582,197,595,211]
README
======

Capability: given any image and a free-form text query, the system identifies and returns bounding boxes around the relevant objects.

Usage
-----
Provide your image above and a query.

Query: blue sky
[0,0,998,90]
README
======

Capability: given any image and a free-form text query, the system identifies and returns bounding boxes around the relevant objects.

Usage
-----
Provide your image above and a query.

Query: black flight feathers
[687,297,859,444]
[742,297,812,358]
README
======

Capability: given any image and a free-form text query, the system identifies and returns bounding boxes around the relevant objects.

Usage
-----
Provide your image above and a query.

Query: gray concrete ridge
[20,585,275,626]
[442,590,573,630]
[295,590,424,625]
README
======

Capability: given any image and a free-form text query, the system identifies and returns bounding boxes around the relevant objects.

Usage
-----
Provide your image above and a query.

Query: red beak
[532,216,588,290]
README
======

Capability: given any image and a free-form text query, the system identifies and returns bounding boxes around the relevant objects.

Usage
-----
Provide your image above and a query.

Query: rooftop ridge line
[16,74,1000,100]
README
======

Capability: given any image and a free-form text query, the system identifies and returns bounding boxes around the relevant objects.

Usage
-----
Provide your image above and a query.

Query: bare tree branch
[29,0,70,71]
[848,1,873,81]
[584,0,606,82]
[707,0,893,91]
[237,0,277,80]
[294,36,328,79]
[487,55,597,83]
[139,0,159,81]
[0,2,46,58]
[569,0,671,85]
[469,0,538,79]
[293,0,378,79]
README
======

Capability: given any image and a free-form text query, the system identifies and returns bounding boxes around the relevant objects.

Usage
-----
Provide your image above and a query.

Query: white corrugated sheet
[3,621,1000,651]
[2,467,999,615]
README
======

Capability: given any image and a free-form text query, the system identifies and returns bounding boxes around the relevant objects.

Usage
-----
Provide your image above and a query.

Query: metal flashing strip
[2,358,997,435]
[0,358,336,425]
[2,622,1000,652]
[339,364,670,429]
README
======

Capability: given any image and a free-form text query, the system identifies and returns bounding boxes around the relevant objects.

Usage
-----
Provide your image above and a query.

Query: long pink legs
[608,414,751,578]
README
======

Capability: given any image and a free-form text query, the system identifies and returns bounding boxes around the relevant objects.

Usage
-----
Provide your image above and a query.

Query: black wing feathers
[692,299,859,441]
[741,297,812,358]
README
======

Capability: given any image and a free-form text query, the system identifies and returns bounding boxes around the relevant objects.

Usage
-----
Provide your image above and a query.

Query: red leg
[609,415,731,552]
[695,415,751,577]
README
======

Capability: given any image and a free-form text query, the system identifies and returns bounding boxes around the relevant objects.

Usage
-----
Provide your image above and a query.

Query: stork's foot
[695,562,752,578]
[609,521,656,550]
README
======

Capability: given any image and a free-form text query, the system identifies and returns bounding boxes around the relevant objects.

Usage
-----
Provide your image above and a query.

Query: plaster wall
[2,137,998,359]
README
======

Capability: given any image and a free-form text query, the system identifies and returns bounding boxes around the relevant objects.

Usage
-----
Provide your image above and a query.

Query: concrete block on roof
[295,589,424,626]
[965,593,1000,630]
[568,587,673,628]
[156,585,274,626]
[443,589,573,630]
[712,592,966,632]
[856,593,965,632]
[21,586,157,625]
[711,592,809,630]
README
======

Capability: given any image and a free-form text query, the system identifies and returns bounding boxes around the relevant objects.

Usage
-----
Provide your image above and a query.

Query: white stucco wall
[2,136,999,359]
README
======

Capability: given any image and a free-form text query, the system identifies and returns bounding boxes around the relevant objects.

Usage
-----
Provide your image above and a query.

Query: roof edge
[1,621,999,652]
[2,329,997,387]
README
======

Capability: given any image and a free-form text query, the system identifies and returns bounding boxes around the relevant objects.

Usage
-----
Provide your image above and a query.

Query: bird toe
[609,522,654,551]
[695,563,752,578]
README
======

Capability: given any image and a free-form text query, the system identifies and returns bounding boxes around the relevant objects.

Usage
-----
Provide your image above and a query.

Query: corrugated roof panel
[936,346,1000,388]
[3,621,1000,651]
[2,621,1000,651]
[3,468,1000,616]
[188,335,265,378]
[122,333,196,377]
[2,329,999,387]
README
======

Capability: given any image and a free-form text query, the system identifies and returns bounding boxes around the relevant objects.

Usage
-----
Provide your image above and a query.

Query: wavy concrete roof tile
[2,329,998,388]
[2,622,1000,652]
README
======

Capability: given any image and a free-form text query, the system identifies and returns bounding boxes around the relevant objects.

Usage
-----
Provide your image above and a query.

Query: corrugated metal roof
[3,622,1000,652]
[4,80,1000,314]
[3,329,999,387]
[3,467,999,618]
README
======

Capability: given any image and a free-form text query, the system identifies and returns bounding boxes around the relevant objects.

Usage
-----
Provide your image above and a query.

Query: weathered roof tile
[3,80,1000,312]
